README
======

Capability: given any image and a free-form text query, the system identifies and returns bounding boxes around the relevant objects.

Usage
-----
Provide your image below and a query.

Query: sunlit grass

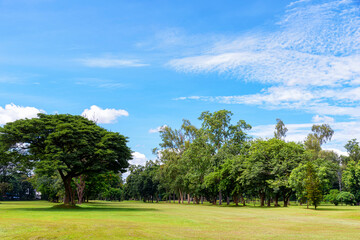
[0,201,360,239]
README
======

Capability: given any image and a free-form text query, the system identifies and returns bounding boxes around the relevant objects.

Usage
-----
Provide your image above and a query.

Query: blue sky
[1,0,359,165]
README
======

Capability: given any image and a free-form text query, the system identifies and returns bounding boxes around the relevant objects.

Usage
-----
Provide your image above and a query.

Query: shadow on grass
[10,205,159,212]
[307,207,358,211]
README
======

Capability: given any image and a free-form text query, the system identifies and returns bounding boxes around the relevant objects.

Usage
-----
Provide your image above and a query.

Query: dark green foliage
[104,188,123,201]
[124,161,161,202]
[342,160,360,204]
[0,114,131,205]
[31,174,63,202]
[336,191,356,205]
[324,189,340,206]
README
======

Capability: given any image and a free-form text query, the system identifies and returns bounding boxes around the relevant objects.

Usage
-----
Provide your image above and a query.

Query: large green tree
[0,114,132,205]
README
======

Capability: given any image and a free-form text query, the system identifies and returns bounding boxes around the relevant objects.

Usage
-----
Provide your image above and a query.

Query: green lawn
[1,201,360,239]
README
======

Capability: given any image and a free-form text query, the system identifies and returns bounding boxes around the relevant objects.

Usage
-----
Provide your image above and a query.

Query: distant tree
[336,191,356,205]
[290,156,337,206]
[304,134,321,154]
[124,165,144,200]
[305,162,322,209]
[304,124,334,158]
[324,189,340,206]
[31,173,64,202]
[181,130,214,204]
[267,140,306,207]
[0,114,131,205]
[311,124,334,145]
[241,139,274,207]
[342,160,360,204]
[274,119,288,140]
[199,110,251,204]
[345,139,360,163]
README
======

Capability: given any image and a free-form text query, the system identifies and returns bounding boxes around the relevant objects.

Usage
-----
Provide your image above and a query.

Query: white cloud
[170,0,360,118]
[0,103,44,125]
[81,105,129,124]
[122,152,149,180]
[149,125,167,133]
[322,148,349,157]
[312,115,335,123]
[78,57,149,68]
[130,152,148,166]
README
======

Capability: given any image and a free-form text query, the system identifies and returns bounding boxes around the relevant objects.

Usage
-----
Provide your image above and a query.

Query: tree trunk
[219,191,222,205]
[274,193,280,207]
[283,191,291,207]
[241,194,246,206]
[212,196,217,205]
[187,194,190,204]
[74,175,86,204]
[337,170,342,192]
[233,195,239,206]
[226,196,230,205]
[201,196,204,204]
[59,171,74,205]
[267,196,271,207]
[179,190,183,204]
[259,191,265,207]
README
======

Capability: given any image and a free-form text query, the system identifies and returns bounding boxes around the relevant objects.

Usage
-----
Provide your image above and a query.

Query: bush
[104,188,122,201]
[336,192,356,205]
[324,189,340,206]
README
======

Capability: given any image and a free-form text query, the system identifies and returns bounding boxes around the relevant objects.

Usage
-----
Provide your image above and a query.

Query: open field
[1,201,360,239]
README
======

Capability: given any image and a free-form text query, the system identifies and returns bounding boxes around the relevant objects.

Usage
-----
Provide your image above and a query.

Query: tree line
[1,111,359,209]
[124,110,360,209]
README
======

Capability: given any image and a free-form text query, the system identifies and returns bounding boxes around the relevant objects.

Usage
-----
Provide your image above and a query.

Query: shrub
[336,191,356,205]
[324,189,340,206]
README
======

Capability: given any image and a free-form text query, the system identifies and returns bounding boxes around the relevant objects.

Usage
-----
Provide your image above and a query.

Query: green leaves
[0,114,131,204]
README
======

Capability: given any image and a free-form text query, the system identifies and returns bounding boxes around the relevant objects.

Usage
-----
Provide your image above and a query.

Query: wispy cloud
[171,0,360,117]
[175,86,360,118]
[0,75,20,84]
[75,78,126,89]
[77,57,149,68]
[250,119,360,154]
[81,105,129,124]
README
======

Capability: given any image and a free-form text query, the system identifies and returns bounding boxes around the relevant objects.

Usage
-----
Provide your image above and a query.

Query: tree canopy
[0,114,132,205]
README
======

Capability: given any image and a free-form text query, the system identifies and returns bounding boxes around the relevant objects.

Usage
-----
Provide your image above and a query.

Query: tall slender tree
[274,118,288,140]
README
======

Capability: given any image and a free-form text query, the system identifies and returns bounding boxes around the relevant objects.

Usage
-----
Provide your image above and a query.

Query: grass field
[1,201,360,239]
